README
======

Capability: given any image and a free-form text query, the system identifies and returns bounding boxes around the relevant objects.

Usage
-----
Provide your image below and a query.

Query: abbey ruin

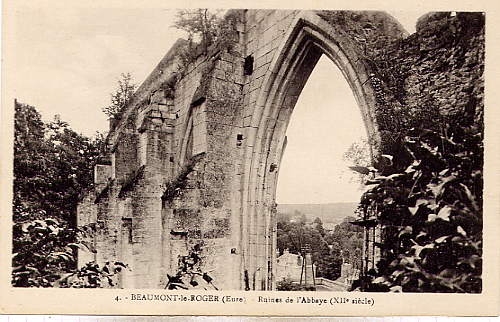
[77,10,484,290]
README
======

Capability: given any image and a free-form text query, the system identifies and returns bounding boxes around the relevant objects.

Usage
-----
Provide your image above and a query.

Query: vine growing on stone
[165,242,218,290]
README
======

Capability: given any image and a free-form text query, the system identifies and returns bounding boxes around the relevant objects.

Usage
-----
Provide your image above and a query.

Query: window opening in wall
[244,55,254,75]
[122,218,133,243]
[236,133,244,146]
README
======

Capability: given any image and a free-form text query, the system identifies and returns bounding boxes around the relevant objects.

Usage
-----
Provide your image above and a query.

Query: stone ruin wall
[77,10,484,290]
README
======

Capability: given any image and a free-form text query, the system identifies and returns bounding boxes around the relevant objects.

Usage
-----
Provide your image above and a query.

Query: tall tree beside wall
[12,100,104,287]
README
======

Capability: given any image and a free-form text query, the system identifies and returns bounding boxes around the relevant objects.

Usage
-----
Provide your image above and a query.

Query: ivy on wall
[359,120,482,293]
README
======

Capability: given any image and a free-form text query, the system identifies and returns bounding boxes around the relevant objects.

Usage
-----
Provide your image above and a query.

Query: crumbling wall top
[106,38,188,146]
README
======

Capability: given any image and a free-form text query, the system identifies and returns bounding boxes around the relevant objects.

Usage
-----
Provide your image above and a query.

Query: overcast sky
[5,6,427,204]
[275,55,368,204]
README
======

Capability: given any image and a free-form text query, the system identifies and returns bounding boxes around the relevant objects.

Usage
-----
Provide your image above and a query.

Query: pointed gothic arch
[238,11,394,290]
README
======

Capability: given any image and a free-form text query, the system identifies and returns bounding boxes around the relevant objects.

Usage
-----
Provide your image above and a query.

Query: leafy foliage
[13,101,105,287]
[102,72,136,120]
[359,120,483,293]
[14,103,104,224]
[321,12,484,293]
[343,137,373,186]
[12,215,78,287]
[165,242,217,290]
[162,155,201,203]
[57,261,128,288]
[173,9,240,70]
[119,165,145,198]
[173,9,223,50]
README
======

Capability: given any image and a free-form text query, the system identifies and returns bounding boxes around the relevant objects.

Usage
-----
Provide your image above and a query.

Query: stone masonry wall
[401,12,484,125]
[77,10,484,290]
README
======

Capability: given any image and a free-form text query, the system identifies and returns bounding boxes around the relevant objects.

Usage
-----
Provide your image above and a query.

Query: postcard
[1,0,498,316]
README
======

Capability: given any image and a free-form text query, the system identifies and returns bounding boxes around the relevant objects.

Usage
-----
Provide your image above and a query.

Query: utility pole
[299,244,315,288]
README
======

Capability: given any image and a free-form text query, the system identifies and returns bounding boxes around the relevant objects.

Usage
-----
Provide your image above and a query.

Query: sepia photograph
[1,0,498,316]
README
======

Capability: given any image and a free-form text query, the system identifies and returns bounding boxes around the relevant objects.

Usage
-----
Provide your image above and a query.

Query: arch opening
[276,54,368,205]
[274,54,368,289]
[239,14,383,291]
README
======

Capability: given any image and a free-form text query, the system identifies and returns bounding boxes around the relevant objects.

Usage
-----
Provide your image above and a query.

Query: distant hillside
[277,202,358,225]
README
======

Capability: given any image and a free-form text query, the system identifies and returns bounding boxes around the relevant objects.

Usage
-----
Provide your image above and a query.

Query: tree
[313,217,325,236]
[102,73,136,120]
[316,252,343,281]
[13,100,104,287]
[173,9,223,52]
[343,137,372,186]
[14,109,103,223]
[172,9,240,70]
[14,101,49,221]
[276,211,346,281]
[325,216,363,268]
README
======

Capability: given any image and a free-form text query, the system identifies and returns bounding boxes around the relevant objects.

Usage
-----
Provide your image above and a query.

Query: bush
[358,120,483,293]
[173,9,241,70]
[276,278,316,291]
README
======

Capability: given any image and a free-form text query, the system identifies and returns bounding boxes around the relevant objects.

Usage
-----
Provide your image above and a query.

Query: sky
[7,7,185,136]
[5,6,427,204]
[275,55,367,204]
